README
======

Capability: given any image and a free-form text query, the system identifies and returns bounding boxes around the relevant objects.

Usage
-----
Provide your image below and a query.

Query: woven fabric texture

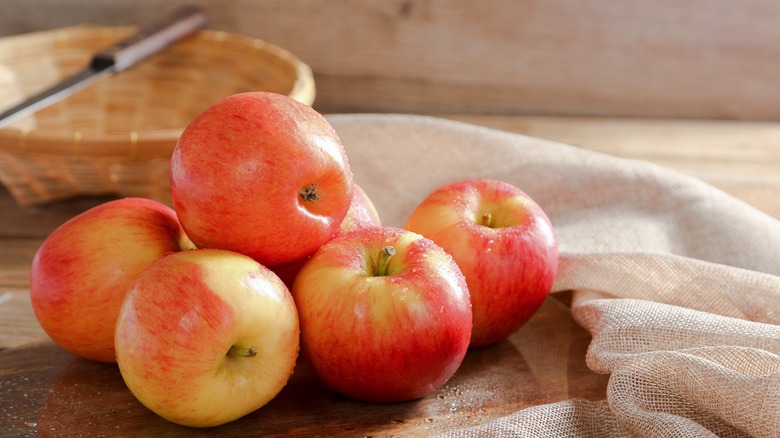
[327,114,780,438]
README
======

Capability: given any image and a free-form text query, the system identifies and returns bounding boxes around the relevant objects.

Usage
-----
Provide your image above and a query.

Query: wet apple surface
[292,227,473,403]
[114,249,300,428]
[404,179,559,348]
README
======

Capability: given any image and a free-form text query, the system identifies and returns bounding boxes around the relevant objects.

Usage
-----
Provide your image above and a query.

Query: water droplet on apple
[424,418,434,423]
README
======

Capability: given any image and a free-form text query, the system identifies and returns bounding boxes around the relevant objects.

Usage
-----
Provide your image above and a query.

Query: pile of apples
[29,92,559,428]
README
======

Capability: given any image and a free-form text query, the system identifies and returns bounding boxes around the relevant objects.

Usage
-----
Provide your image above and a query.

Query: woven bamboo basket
[0,25,315,206]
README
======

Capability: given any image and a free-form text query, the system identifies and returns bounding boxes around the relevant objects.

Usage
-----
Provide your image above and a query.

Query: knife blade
[0,5,208,130]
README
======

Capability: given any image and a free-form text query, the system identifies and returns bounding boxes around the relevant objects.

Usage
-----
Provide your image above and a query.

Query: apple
[337,183,382,234]
[403,179,558,348]
[29,197,193,363]
[292,226,472,403]
[114,249,300,428]
[170,91,354,267]
[272,183,382,289]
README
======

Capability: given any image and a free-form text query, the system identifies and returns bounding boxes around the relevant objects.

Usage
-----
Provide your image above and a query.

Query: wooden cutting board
[0,294,607,437]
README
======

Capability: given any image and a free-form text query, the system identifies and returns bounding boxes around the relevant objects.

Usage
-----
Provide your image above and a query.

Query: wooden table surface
[1,115,779,436]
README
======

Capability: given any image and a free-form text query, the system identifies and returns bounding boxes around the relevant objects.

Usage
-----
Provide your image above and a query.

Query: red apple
[337,183,381,234]
[170,91,353,267]
[272,183,382,288]
[404,179,558,348]
[29,197,193,363]
[115,249,300,428]
[292,226,472,403]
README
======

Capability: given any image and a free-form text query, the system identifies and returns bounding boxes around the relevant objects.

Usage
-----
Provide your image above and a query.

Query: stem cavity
[228,345,257,358]
[376,246,396,277]
[481,212,493,227]
[299,184,319,203]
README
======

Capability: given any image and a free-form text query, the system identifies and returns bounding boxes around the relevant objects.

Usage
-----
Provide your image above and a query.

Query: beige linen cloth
[327,114,780,438]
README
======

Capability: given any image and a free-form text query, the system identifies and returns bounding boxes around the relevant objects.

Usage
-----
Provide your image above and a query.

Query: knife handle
[91,5,208,72]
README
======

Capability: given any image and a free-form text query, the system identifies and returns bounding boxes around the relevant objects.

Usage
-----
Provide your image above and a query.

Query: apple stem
[376,246,396,276]
[481,213,493,227]
[227,345,257,358]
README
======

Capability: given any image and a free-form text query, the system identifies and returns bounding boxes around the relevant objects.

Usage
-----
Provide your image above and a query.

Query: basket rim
[0,25,316,156]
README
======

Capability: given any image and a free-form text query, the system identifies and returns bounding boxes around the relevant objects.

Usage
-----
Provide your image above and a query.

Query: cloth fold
[326,114,780,437]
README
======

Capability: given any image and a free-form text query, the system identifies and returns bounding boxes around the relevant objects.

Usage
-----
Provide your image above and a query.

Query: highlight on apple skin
[170,91,354,268]
[404,178,559,348]
[29,197,194,363]
[114,248,300,428]
[292,226,472,403]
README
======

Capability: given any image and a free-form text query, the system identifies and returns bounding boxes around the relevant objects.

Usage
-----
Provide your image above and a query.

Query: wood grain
[441,116,780,179]
[0,289,45,349]
[442,115,780,220]
[2,1,780,119]
[0,296,608,437]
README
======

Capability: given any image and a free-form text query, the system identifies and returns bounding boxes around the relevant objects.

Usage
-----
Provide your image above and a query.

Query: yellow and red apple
[404,179,559,348]
[115,249,300,428]
[292,226,472,402]
[170,91,353,267]
[29,197,193,363]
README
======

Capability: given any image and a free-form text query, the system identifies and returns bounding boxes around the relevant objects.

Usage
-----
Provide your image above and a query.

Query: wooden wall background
[2,0,780,120]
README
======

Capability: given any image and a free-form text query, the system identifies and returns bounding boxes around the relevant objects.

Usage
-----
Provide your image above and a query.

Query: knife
[0,5,208,130]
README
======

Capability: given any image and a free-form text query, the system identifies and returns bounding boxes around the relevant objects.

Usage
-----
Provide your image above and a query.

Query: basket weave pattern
[0,25,315,205]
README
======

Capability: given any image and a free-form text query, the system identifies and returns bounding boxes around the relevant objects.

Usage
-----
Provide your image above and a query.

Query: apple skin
[403,179,559,348]
[272,183,381,289]
[170,91,353,267]
[29,197,193,363]
[292,226,472,403]
[337,183,381,234]
[115,249,300,428]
